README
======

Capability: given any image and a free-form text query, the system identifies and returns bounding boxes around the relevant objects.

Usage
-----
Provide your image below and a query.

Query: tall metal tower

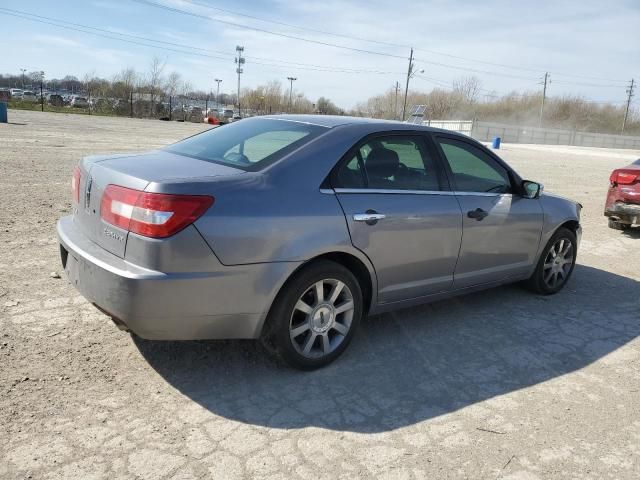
[235,46,245,117]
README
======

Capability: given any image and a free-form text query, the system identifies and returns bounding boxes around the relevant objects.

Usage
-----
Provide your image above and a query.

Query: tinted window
[436,138,512,193]
[334,136,440,191]
[166,118,326,171]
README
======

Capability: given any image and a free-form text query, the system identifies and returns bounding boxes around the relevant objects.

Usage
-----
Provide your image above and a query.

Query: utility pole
[20,69,26,89]
[39,71,44,112]
[287,77,297,113]
[401,48,414,122]
[539,72,550,127]
[214,78,222,110]
[622,78,635,134]
[235,46,245,117]
[394,81,400,120]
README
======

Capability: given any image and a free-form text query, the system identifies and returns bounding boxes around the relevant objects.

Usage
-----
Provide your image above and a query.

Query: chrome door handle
[353,212,386,225]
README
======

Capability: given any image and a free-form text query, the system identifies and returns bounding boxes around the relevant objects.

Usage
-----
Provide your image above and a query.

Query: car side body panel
[537,192,583,259]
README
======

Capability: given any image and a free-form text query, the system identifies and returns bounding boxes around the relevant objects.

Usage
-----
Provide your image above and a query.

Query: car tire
[263,260,363,370]
[608,218,630,231]
[526,227,577,295]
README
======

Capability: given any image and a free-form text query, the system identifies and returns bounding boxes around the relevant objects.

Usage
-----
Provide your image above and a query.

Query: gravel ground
[1,110,639,480]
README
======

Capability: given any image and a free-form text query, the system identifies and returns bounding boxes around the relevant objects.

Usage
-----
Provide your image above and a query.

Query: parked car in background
[70,96,89,108]
[0,87,10,99]
[47,94,65,107]
[21,91,37,102]
[605,159,640,230]
[57,116,582,369]
[10,88,23,98]
[220,108,234,121]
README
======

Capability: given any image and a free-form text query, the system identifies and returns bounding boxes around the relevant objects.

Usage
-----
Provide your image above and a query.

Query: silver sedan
[57,115,582,369]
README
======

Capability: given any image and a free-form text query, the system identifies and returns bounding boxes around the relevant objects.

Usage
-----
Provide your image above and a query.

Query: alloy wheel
[542,238,574,289]
[289,278,355,359]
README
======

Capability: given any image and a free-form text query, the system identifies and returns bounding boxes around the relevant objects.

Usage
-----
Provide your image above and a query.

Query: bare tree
[147,56,166,115]
[83,71,99,103]
[453,76,481,104]
[114,68,137,97]
[165,71,181,99]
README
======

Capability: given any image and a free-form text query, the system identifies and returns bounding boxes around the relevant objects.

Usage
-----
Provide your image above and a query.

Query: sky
[1,0,639,109]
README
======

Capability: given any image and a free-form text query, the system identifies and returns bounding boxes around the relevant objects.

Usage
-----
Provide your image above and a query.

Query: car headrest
[366,147,399,178]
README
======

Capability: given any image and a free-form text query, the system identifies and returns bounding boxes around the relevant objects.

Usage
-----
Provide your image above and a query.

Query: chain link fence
[421,119,640,150]
[7,90,224,123]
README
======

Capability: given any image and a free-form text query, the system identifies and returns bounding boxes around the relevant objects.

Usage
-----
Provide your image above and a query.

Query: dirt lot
[1,110,639,479]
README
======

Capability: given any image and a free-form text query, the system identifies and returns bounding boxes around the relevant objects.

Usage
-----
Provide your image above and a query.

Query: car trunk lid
[73,150,243,258]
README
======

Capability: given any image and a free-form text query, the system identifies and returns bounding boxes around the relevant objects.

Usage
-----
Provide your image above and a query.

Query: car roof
[259,114,457,133]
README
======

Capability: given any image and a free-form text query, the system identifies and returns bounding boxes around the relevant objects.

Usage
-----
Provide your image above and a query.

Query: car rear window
[165,118,327,171]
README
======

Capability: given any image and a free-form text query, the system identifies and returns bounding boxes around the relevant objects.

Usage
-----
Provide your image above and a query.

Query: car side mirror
[522,180,543,199]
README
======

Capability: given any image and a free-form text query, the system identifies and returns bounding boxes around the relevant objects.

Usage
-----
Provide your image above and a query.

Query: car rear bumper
[57,216,299,340]
[604,202,640,225]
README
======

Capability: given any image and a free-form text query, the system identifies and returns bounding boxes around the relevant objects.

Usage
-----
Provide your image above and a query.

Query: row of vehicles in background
[2,88,90,107]
[2,88,246,122]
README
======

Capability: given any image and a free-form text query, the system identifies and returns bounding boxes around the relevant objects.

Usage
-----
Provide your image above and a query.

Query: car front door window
[436,138,511,194]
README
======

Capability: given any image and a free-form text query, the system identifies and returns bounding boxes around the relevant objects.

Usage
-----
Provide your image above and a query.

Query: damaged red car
[605,159,640,230]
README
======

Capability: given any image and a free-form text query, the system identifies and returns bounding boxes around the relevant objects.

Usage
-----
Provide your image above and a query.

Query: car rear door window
[334,136,440,191]
[436,138,512,193]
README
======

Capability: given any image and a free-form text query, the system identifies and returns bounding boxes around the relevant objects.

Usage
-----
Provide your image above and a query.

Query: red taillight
[100,185,214,238]
[71,166,81,203]
[610,170,639,185]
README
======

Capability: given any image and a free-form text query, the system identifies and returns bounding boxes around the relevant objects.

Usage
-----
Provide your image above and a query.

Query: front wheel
[263,260,363,370]
[526,227,577,294]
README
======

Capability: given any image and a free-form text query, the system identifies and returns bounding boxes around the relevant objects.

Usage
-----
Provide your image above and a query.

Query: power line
[131,0,628,87]
[7,5,625,89]
[2,5,631,106]
[413,47,628,84]
[131,1,611,86]
[0,8,403,75]
[184,0,409,51]
[551,80,625,89]
[173,0,628,83]
[129,0,408,59]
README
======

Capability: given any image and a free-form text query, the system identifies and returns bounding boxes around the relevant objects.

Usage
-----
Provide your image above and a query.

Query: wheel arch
[258,250,377,337]
[558,219,580,234]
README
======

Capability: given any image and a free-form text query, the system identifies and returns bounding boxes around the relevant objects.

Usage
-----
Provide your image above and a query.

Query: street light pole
[235,46,245,117]
[20,69,26,89]
[214,78,222,110]
[287,77,297,113]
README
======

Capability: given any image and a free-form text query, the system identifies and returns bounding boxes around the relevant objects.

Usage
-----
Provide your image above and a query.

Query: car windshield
[165,118,327,171]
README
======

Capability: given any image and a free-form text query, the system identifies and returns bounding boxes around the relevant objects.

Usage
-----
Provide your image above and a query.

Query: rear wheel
[608,218,631,231]
[526,227,577,295]
[263,260,363,370]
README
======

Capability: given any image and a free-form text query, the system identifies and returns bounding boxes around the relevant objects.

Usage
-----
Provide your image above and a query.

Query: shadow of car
[133,264,639,433]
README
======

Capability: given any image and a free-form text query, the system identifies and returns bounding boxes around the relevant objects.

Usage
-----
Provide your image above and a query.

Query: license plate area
[65,251,80,287]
